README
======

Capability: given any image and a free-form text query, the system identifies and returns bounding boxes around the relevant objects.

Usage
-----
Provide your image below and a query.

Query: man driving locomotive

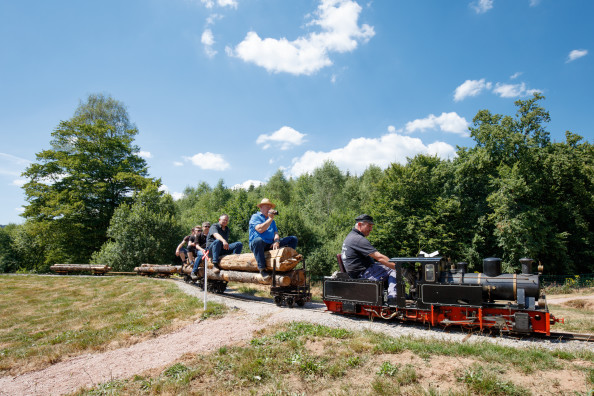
[341,214,398,305]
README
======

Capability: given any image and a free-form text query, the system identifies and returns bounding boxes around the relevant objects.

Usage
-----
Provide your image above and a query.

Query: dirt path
[1,280,592,396]
[0,312,264,396]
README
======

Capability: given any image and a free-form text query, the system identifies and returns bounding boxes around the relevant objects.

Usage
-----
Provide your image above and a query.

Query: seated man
[186,225,201,265]
[249,198,298,281]
[190,222,210,280]
[175,229,193,264]
[206,214,243,273]
[341,214,398,305]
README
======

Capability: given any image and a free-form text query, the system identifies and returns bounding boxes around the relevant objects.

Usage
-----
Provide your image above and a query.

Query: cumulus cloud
[231,180,264,190]
[454,78,541,100]
[185,152,230,170]
[200,0,237,9]
[288,132,456,177]
[256,126,307,150]
[229,0,375,75]
[492,82,540,98]
[202,28,217,57]
[453,79,493,102]
[470,0,493,14]
[173,161,184,167]
[566,49,588,63]
[510,72,522,80]
[405,112,469,137]
[137,151,152,159]
[11,179,26,187]
[159,184,185,201]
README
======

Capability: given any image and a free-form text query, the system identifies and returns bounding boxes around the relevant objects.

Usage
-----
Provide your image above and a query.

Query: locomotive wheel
[296,298,305,307]
[286,297,294,308]
[274,296,283,306]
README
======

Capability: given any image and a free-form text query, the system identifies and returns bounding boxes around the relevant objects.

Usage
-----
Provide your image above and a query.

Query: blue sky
[1,0,592,225]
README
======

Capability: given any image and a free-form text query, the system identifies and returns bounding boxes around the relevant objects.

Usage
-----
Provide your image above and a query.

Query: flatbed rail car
[323,256,560,335]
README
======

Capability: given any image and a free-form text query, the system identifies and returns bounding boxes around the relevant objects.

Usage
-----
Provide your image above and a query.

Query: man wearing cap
[249,198,298,281]
[341,214,398,305]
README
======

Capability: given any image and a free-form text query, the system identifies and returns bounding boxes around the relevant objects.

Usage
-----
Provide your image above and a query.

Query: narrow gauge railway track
[544,332,594,342]
[174,279,594,346]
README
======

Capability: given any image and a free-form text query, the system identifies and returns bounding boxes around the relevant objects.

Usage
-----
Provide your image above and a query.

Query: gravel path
[0,279,592,396]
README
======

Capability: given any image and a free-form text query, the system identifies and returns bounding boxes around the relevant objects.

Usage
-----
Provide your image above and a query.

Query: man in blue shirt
[249,198,298,281]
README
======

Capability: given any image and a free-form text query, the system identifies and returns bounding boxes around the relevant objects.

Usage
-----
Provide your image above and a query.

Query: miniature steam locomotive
[323,256,559,335]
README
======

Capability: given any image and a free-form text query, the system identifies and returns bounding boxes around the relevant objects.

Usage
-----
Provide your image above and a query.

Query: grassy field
[0,275,225,376]
[75,321,594,395]
[2,275,593,395]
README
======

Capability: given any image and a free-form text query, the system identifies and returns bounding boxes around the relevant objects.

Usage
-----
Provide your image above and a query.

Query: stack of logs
[135,247,306,286]
[50,264,112,275]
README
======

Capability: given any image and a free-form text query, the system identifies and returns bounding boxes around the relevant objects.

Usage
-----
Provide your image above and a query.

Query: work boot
[190,271,198,281]
[212,262,221,274]
[387,296,397,307]
[259,269,271,282]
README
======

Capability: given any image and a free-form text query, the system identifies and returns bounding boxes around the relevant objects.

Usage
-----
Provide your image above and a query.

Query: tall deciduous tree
[92,185,181,271]
[21,94,154,265]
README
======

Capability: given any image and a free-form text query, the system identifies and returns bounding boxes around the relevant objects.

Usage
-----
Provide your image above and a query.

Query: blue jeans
[192,251,205,273]
[208,240,243,263]
[249,236,298,270]
[360,262,397,298]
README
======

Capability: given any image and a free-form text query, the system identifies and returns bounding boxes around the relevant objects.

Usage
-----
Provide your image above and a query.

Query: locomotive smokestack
[483,257,501,277]
[519,258,534,275]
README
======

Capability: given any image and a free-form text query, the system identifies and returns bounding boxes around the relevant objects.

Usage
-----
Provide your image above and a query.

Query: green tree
[92,185,181,271]
[21,94,154,265]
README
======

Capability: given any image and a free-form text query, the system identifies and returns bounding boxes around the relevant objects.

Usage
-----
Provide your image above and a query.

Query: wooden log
[209,247,302,272]
[181,267,306,287]
[50,264,112,273]
[134,265,182,274]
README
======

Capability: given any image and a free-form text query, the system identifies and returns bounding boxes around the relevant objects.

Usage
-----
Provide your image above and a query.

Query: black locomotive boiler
[323,256,559,335]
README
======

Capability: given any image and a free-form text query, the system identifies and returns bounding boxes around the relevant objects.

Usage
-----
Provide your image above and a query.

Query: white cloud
[12,179,26,187]
[231,180,264,190]
[202,29,217,57]
[470,0,493,14]
[256,126,307,150]
[173,161,183,167]
[455,78,541,100]
[566,49,588,63]
[529,0,541,6]
[453,79,492,101]
[405,112,469,137]
[288,132,456,177]
[159,184,185,200]
[185,152,230,170]
[171,192,185,201]
[230,0,374,75]
[200,0,237,8]
[137,151,152,159]
[510,72,523,80]
[15,207,24,213]
[492,82,540,98]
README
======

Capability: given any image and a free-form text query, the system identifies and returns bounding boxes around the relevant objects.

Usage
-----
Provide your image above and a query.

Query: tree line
[0,93,592,277]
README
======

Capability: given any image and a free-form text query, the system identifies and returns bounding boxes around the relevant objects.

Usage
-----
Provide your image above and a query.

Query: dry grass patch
[548,302,594,334]
[0,275,224,376]
[77,321,594,395]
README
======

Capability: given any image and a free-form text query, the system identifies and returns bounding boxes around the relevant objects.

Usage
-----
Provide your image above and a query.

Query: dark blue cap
[355,214,374,224]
